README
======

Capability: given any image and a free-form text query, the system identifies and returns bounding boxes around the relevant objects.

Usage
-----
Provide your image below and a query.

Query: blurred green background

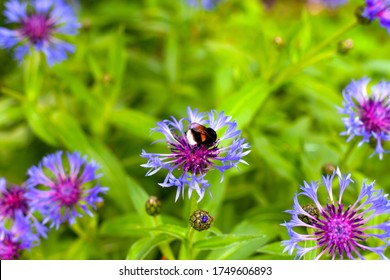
[0,0,390,259]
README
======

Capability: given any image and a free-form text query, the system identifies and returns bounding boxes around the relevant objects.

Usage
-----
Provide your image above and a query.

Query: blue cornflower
[0,178,47,238]
[0,211,40,260]
[26,151,108,229]
[187,0,222,10]
[141,107,250,202]
[363,0,390,33]
[282,168,390,260]
[339,77,390,159]
[314,0,348,8]
[0,0,80,65]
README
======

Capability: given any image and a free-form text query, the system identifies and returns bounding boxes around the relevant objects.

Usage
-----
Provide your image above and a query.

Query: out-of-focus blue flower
[0,0,80,65]
[314,0,348,8]
[363,0,390,33]
[0,178,29,218]
[26,151,108,229]
[0,212,40,260]
[141,107,250,202]
[339,77,390,159]
[187,0,222,10]
[282,168,390,259]
[0,178,47,239]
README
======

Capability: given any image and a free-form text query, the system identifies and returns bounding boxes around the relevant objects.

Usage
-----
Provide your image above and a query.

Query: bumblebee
[186,123,217,147]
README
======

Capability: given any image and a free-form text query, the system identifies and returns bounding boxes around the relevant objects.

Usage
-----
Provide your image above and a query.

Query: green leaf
[193,234,266,250]
[54,68,99,108]
[217,79,274,129]
[206,221,275,260]
[110,108,159,140]
[100,214,148,237]
[148,224,187,240]
[50,111,89,151]
[126,234,174,260]
[253,136,300,182]
[86,139,136,213]
[64,239,91,260]
[256,241,290,257]
[24,104,58,146]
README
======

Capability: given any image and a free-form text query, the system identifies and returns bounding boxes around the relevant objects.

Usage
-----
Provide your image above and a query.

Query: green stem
[183,195,198,260]
[0,86,24,101]
[23,50,42,103]
[338,140,358,169]
[303,227,317,260]
[151,216,176,260]
[186,228,196,260]
[272,19,358,87]
[272,50,335,87]
[305,19,358,59]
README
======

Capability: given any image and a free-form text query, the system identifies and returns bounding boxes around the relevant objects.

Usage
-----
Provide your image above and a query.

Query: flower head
[141,107,250,202]
[26,151,108,229]
[310,0,348,8]
[0,178,47,239]
[363,0,390,33]
[339,77,390,159]
[282,168,390,259]
[0,0,80,65]
[187,0,222,10]
[0,212,40,259]
[0,178,30,219]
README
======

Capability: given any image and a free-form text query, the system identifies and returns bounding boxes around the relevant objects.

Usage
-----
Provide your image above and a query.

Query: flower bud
[189,210,214,231]
[337,38,353,55]
[321,163,336,176]
[355,6,371,25]
[145,196,161,216]
[273,36,284,49]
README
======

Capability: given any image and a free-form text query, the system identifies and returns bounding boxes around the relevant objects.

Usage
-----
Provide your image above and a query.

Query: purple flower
[0,178,47,239]
[282,168,390,259]
[0,212,40,260]
[26,151,108,229]
[0,0,80,65]
[141,107,250,202]
[363,0,390,33]
[0,178,30,219]
[339,77,390,159]
[187,0,222,10]
[309,0,348,8]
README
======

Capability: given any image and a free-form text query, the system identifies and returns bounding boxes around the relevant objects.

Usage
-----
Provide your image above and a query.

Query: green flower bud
[338,38,353,55]
[145,196,161,216]
[321,163,336,176]
[189,210,214,231]
[273,36,284,49]
[355,6,371,25]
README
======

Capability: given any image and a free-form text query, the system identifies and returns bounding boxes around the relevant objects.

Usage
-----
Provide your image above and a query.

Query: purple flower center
[53,178,81,207]
[201,215,208,223]
[170,137,219,174]
[0,235,22,260]
[20,14,54,44]
[359,99,390,133]
[314,204,365,256]
[0,187,29,218]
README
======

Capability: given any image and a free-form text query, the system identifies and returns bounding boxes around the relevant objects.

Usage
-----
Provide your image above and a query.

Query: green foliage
[1,0,390,260]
